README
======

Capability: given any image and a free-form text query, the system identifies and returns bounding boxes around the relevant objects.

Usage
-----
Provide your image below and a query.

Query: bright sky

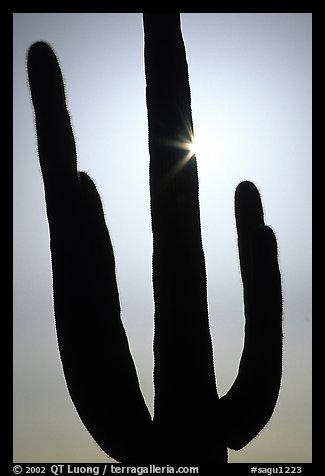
[13,13,312,463]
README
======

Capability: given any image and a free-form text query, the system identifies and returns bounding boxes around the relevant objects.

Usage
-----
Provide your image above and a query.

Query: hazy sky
[13,13,312,463]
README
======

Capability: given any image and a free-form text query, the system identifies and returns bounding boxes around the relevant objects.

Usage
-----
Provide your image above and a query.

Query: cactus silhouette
[27,13,282,464]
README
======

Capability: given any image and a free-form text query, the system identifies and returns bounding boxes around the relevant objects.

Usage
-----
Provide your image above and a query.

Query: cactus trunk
[143,13,226,462]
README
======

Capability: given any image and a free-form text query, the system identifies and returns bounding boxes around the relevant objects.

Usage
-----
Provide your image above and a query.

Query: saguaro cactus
[27,13,282,464]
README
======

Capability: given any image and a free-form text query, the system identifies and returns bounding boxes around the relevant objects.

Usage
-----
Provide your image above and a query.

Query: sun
[164,131,197,164]
[186,127,224,174]
[182,137,197,160]
[175,131,220,171]
[163,123,223,177]
[184,138,197,157]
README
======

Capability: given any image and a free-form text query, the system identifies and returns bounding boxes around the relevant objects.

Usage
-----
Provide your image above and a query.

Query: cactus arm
[143,14,224,462]
[27,42,152,462]
[219,181,283,450]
